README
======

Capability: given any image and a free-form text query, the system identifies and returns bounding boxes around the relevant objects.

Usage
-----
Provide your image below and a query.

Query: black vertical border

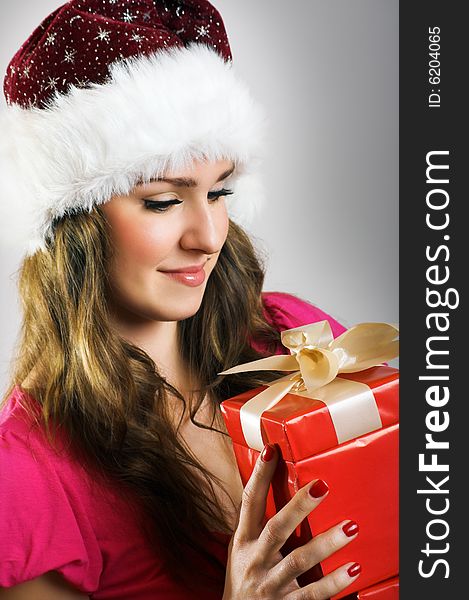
[400,2,465,598]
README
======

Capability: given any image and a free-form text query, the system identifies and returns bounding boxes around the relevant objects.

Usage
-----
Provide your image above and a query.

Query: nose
[179,195,227,254]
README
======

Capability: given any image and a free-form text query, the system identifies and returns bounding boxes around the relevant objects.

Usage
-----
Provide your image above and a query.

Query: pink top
[0,292,345,598]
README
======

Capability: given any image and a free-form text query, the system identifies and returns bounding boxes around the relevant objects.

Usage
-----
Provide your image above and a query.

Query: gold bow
[220,321,399,390]
[219,321,399,451]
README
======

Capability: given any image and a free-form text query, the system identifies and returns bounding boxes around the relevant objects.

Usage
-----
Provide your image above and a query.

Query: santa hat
[1,0,267,256]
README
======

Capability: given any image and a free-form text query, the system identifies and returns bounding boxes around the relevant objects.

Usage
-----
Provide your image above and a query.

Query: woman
[0,1,361,598]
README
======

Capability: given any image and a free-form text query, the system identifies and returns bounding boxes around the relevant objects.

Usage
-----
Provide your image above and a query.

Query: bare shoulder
[0,571,89,599]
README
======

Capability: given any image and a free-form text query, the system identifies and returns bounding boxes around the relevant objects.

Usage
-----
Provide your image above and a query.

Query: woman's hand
[222,443,360,599]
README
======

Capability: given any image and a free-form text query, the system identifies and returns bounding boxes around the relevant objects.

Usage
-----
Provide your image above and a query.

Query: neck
[108,308,192,393]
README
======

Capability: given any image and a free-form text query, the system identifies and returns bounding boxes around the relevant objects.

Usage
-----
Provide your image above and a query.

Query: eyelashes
[144,198,182,212]
[208,188,234,201]
[143,188,233,213]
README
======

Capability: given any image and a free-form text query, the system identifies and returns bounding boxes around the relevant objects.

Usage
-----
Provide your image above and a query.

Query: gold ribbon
[219,321,399,451]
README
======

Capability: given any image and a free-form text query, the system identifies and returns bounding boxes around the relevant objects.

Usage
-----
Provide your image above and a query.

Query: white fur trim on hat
[0,43,267,256]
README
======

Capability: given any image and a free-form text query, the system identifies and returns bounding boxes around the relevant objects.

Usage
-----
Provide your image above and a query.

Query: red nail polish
[261,443,276,462]
[342,521,359,537]
[309,479,329,498]
[347,563,361,578]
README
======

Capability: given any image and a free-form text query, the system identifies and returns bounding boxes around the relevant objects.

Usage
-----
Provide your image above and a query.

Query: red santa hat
[1,0,267,256]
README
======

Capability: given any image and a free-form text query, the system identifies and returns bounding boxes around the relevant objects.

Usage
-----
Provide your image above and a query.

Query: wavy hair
[2,206,283,594]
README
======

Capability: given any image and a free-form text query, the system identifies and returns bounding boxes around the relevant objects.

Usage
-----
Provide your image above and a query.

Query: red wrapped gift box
[221,365,399,599]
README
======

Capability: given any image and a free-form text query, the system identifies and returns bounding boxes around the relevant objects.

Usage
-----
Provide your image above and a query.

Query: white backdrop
[0,0,398,393]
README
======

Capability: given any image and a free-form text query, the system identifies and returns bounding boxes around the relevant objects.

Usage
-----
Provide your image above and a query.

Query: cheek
[110,215,173,268]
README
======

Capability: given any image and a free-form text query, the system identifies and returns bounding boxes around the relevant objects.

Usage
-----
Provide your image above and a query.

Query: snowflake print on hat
[94,27,111,42]
[4,0,232,109]
[62,48,77,63]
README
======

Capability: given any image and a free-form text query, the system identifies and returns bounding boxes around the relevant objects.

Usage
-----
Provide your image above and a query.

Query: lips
[159,264,206,287]
[161,264,206,273]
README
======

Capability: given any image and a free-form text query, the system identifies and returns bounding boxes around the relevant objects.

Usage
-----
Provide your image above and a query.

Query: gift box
[220,321,399,599]
[354,576,399,599]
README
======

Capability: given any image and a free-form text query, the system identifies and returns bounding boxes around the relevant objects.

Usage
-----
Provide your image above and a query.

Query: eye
[207,188,234,202]
[143,198,183,212]
[143,188,233,212]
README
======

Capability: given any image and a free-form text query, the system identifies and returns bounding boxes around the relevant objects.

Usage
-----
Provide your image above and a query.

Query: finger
[284,562,362,600]
[235,443,279,543]
[257,478,329,557]
[267,520,359,590]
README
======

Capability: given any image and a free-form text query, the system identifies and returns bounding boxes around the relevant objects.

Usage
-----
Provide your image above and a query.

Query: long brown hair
[2,206,282,593]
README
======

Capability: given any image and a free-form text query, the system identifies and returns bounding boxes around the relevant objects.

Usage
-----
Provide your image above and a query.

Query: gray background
[0,0,398,394]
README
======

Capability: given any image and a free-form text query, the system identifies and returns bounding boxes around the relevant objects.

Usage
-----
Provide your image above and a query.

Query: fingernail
[308,479,329,498]
[347,562,361,578]
[342,521,359,537]
[261,443,276,462]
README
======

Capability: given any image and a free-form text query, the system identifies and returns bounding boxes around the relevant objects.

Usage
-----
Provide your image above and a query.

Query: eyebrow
[139,164,236,188]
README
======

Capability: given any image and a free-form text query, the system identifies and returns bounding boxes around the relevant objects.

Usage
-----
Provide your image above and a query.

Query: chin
[153,292,206,322]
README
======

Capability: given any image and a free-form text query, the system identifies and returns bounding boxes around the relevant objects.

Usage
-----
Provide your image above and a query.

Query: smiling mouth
[160,267,206,287]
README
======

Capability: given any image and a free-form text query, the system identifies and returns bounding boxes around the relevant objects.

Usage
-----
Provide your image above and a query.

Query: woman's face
[101,158,233,323]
